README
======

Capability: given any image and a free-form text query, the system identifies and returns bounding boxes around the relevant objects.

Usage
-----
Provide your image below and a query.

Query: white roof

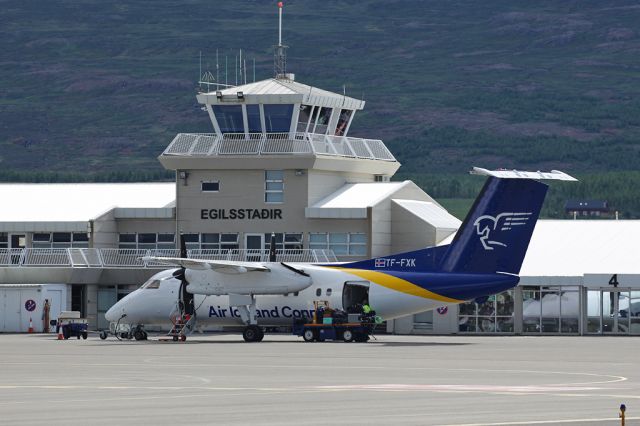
[215,78,365,110]
[520,220,640,276]
[0,183,175,225]
[306,182,410,219]
[393,200,461,230]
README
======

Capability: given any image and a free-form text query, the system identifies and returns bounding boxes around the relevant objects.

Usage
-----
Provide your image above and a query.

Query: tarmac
[0,333,638,426]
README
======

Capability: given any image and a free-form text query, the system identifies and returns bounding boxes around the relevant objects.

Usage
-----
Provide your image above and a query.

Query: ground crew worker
[363,303,372,314]
[43,299,51,333]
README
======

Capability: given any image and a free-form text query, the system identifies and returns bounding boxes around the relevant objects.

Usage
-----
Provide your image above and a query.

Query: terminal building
[1,73,639,336]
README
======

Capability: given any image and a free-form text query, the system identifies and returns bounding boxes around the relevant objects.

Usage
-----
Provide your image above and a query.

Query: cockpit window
[141,279,161,290]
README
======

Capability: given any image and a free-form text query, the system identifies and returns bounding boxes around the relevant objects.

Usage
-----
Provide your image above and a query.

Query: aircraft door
[342,281,370,312]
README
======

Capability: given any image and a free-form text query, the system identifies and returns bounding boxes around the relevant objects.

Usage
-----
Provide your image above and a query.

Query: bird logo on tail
[473,212,532,250]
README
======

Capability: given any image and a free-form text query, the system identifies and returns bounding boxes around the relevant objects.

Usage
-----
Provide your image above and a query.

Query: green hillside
[1,1,640,215]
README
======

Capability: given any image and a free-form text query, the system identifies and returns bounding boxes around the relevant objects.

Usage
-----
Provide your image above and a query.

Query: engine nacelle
[185,263,312,296]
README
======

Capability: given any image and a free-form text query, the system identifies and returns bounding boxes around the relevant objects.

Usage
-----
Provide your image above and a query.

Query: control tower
[158,4,455,258]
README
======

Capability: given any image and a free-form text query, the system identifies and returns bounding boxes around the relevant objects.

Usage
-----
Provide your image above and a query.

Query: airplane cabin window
[316,288,321,297]
[326,288,332,296]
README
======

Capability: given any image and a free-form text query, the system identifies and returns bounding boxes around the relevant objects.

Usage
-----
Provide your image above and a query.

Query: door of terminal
[0,289,21,332]
[8,234,25,265]
[244,234,264,261]
[598,288,637,335]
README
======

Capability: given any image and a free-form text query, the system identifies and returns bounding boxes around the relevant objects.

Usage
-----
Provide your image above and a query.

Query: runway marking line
[436,417,640,426]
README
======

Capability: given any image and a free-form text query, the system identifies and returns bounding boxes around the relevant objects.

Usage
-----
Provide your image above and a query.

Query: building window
[32,232,88,249]
[348,233,367,256]
[182,233,200,250]
[72,233,89,248]
[458,290,515,333]
[32,233,52,249]
[265,170,284,203]
[201,181,220,192]
[137,233,157,250]
[522,285,580,334]
[213,105,244,133]
[309,232,367,256]
[335,109,352,136]
[0,233,7,249]
[263,104,293,133]
[157,233,175,250]
[200,233,239,251]
[119,233,176,250]
[246,104,262,133]
[264,233,303,251]
[314,107,332,134]
[119,234,137,249]
[52,232,72,248]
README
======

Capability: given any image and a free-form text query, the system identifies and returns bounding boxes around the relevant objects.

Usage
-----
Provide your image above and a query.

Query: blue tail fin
[439,177,547,275]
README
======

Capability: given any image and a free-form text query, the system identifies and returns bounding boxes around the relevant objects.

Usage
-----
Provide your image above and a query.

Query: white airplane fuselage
[106,264,455,327]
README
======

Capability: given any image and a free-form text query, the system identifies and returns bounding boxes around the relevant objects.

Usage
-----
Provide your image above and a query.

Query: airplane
[104,167,576,342]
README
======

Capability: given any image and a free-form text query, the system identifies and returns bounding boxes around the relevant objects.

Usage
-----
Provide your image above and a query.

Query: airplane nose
[105,302,125,322]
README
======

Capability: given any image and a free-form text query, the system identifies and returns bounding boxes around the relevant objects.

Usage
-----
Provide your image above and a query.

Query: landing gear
[133,326,148,341]
[243,325,264,342]
[303,328,315,342]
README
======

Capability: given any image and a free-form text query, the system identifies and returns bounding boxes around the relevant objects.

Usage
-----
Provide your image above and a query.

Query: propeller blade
[280,262,310,277]
[172,268,186,281]
[179,233,187,259]
[269,232,277,262]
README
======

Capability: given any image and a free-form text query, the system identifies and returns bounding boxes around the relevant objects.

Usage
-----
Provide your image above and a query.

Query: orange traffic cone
[57,324,64,340]
[28,317,34,333]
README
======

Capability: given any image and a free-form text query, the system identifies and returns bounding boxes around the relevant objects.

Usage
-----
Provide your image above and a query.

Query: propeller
[172,233,188,282]
[172,234,192,315]
[269,232,277,262]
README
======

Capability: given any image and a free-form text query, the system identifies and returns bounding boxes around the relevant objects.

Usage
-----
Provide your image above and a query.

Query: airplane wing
[142,257,270,274]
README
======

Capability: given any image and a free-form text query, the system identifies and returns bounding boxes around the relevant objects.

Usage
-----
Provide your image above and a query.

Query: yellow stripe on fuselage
[328,267,461,303]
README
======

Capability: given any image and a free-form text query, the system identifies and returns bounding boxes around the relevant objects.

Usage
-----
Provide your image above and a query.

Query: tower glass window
[213,105,244,133]
[246,105,262,133]
[263,104,293,133]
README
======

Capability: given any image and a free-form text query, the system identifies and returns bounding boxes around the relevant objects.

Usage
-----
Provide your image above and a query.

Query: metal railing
[162,132,396,162]
[0,248,338,268]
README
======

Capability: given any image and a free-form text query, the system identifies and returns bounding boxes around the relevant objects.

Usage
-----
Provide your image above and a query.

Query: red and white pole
[278,2,283,46]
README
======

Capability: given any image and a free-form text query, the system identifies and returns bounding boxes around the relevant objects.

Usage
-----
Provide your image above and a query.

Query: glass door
[600,288,631,335]
[8,234,25,265]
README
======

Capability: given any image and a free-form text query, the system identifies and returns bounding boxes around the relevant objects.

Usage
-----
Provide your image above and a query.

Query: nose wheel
[242,325,264,342]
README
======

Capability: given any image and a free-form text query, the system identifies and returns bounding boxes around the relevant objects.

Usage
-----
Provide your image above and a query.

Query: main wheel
[302,328,315,342]
[256,327,265,342]
[133,329,145,341]
[243,325,262,342]
[342,329,354,342]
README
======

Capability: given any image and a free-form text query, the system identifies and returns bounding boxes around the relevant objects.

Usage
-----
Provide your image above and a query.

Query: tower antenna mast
[274,2,288,79]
